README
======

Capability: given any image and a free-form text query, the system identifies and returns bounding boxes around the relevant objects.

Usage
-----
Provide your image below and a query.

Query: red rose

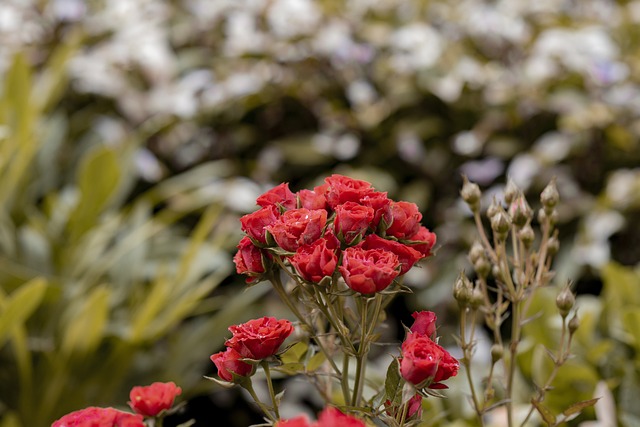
[400,334,459,389]
[210,347,254,382]
[360,191,392,231]
[386,201,422,239]
[361,234,422,274]
[240,205,279,245]
[406,226,437,257]
[291,237,339,283]
[384,394,423,420]
[257,183,297,210]
[410,311,437,338]
[128,382,182,418]
[226,317,294,360]
[298,188,327,210]
[316,407,365,427]
[339,247,400,294]
[324,174,374,208]
[52,407,144,427]
[234,237,266,282]
[266,208,327,252]
[275,416,313,427]
[334,202,374,245]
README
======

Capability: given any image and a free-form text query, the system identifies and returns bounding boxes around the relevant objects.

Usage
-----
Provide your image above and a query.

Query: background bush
[1,0,639,425]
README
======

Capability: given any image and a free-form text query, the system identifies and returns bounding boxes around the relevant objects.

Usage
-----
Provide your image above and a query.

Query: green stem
[351,297,369,407]
[460,309,485,425]
[243,378,277,423]
[506,299,521,427]
[261,361,280,420]
[342,351,351,405]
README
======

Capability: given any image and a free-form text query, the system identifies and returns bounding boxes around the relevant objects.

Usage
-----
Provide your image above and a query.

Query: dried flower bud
[470,287,484,309]
[487,197,501,219]
[518,225,535,248]
[453,273,473,307]
[509,194,532,228]
[491,344,504,362]
[504,178,519,205]
[461,176,481,212]
[469,241,486,264]
[541,179,559,213]
[547,234,559,256]
[491,210,511,240]
[491,265,505,282]
[474,258,491,279]
[568,312,580,335]
[537,208,547,224]
[556,286,575,318]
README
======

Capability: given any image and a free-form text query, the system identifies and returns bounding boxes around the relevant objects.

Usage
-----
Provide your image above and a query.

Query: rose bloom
[240,205,280,245]
[234,237,266,282]
[406,226,437,258]
[410,311,437,338]
[256,183,297,210]
[275,415,313,427]
[226,317,294,360]
[291,236,339,283]
[52,407,144,427]
[317,407,366,427]
[339,247,400,294]
[266,208,327,252]
[361,234,423,274]
[400,334,459,389]
[210,347,254,382]
[324,174,374,208]
[298,188,327,210]
[334,202,374,245]
[386,201,422,239]
[360,191,392,231]
[384,394,422,420]
[128,382,181,418]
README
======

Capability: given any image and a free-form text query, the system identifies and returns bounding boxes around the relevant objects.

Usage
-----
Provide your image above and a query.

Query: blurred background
[1,0,639,426]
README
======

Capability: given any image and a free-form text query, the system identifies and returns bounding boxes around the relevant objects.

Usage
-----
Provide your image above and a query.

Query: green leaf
[61,285,110,356]
[280,342,308,364]
[562,398,599,417]
[0,278,47,347]
[272,363,305,375]
[532,400,557,426]
[306,350,326,372]
[384,358,403,405]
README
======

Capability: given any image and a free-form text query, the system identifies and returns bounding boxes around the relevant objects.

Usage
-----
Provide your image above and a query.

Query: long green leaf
[0,278,47,347]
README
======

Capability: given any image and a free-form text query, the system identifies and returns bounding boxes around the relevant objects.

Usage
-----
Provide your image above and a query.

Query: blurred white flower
[267,0,321,38]
[390,23,443,73]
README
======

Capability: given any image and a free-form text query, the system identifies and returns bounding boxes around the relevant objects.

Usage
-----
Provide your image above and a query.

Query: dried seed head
[568,312,580,335]
[509,194,532,227]
[491,210,511,240]
[504,178,519,205]
[470,287,485,309]
[556,286,575,318]
[547,233,560,256]
[469,241,486,264]
[461,176,482,212]
[474,258,491,279]
[491,344,504,362]
[541,179,559,213]
[487,197,501,219]
[518,224,535,248]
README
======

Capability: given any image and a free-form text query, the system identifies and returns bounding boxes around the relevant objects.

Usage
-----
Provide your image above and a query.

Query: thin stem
[342,352,351,405]
[460,309,485,424]
[474,212,498,263]
[351,297,369,407]
[506,299,521,427]
[262,361,280,420]
[243,378,277,423]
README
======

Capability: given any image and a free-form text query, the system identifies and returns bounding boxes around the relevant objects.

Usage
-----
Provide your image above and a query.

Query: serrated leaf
[384,358,403,404]
[562,398,599,417]
[532,400,556,426]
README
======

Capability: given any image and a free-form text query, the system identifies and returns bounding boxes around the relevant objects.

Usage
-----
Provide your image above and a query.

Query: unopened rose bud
[568,313,580,335]
[504,179,519,205]
[461,176,482,212]
[491,344,503,362]
[491,210,511,240]
[453,274,473,307]
[518,225,535,248]
[547,234,559,256]
[541,180,559,214]
[549,209,559,226]
[537,208,547,224]
[469,241,486,264]
[474,258,491,279]
[487,198,501,219]
[492,265,503,282]
[509,195,532,228]
[470,288,484,309]
[556,286,575,318]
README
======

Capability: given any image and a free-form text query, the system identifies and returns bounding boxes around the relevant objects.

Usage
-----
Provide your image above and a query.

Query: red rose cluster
[235,175,436,294]
[276,406,366,427]
[211,317,294,382]
[400,311,459,390]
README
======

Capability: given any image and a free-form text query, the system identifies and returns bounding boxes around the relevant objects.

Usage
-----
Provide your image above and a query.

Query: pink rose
[226,317,294,360]
[266,208,327,252]
[386,201,422,239]
[210,347,254,382]
[334,202,374,245]
[406,226,437,258]
[291,237,339,283]
[128,382,182,418]
[233,237,266,283]
[339,247,400,294]
[240,205,279,245]
[400,334,459,389]
[316,407,366,427]
[256,183,297,210]
[324,174,374,208]
[361,234,422,274]
[52,407,144,427]
[410,311,437,338]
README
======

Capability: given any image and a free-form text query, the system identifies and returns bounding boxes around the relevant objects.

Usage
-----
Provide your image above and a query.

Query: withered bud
[470,287,485,309]
[453,273,473,307]
[541,179,559,213]
[547,234,559,256]
[461,176,482,212]
[491,210,511,240]
[504,178,519,205]
[549,209,559,226]
[492,265,504,282]
[556,286,575,318]
[568,312,580,335]
[491,344,504,362]
[474,258,491,279]
[469,241,486,264]
[537,208,547,224]
[509,194,532,227]
[487,197,501,219]
[518,225,535,248]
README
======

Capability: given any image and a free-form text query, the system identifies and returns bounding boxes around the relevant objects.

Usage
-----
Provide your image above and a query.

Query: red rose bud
[210,347,254,382]
[317,406,366,427]
[291,237,339,283]
[234,237,266,283]
[240,205,280,245]
[298,188,327,210]
[400,334,459,389]
[361,234,422,274]
[266,208,327,252]
[406,226,437,257]
[334,202,374,245]
[256,183,297,210]
[128,382,182,418]
[384,394,423,420]
[324,174,374,208]
[226,317,294,360]
[275,416,313,427]
[52,407,145,427]
[410,311,437,338]
[339,247,400,294]
[386,201,422,239]
[360,191,392,231]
